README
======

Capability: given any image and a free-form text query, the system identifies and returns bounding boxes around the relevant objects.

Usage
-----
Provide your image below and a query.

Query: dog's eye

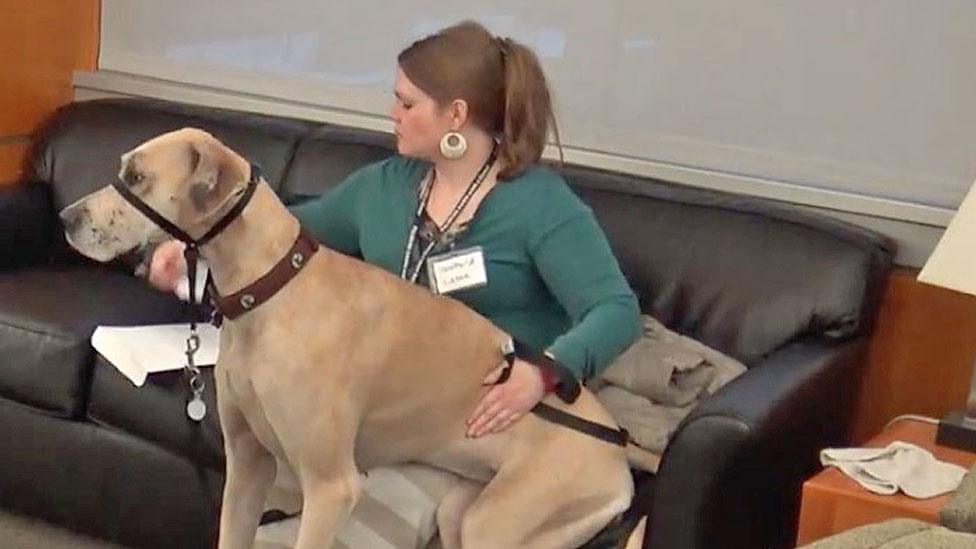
[128,172,145,186]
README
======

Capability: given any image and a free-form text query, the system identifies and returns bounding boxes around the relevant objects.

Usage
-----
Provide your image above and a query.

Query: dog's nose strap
[108,162,262,248]
[109,177,195,243]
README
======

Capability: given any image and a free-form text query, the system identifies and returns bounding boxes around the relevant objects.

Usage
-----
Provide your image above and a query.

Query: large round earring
[439,131,467,160]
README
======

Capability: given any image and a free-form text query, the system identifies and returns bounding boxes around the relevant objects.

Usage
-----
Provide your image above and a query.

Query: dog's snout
[59,206,85,232]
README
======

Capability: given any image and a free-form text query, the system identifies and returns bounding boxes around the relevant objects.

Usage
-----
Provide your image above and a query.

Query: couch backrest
[559,165,893,364]
[277,125,395,204]
[271,112,894,366]
[33,99,315,211]
[32,99,894,365]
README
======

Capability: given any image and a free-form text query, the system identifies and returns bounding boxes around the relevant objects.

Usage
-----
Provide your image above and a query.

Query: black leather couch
[0,98,894,549]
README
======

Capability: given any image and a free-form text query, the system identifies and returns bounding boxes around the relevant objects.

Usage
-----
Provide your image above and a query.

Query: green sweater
[291,156,640,379]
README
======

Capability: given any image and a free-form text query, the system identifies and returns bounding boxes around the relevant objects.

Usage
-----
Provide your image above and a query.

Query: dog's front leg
[293,464,361,549]
[216,402,276,549]
[218,430,275,549]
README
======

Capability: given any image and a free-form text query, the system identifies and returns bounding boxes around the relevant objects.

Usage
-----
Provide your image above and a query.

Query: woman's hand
[466,359,545,438]
[147,239,187,292]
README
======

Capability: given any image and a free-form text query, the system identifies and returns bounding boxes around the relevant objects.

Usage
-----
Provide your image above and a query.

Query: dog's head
[60,127,250,262]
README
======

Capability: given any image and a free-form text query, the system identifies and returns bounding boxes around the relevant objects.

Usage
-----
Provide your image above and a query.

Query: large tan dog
[60,128,634,549]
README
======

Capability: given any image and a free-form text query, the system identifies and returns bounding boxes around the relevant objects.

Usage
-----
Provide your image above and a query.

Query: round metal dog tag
[186,397,207,421]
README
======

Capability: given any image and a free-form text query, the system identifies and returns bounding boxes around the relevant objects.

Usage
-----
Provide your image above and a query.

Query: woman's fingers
[148,240,186,291]
[480,410,520,437]
[467,394,505,437]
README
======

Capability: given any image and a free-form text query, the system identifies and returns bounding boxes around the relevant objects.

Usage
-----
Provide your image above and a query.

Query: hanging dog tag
[186,396,207,421]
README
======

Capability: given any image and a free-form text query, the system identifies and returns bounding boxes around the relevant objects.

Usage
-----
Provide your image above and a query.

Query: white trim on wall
[73,69,946,266]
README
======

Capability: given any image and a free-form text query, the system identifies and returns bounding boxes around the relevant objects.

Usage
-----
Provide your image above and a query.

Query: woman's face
[390,67,453,159]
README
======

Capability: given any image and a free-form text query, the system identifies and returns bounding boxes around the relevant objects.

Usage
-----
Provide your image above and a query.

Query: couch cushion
[88,356,223,471]
[558,164,894,365]
[0,266,192,418]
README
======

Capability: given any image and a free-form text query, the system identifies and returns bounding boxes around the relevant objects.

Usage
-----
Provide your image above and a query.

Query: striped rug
[254,464,460,549]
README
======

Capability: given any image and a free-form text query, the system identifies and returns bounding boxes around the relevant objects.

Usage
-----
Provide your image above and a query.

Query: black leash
[531,402,631,448]
[500,338,632,448]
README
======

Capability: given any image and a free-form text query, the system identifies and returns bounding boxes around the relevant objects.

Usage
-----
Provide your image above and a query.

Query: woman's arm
[288,166,371,256]
[467,203,639,437]
[531,209,641,380]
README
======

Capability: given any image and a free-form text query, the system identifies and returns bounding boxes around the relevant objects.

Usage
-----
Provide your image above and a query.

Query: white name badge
[427,246,488,295]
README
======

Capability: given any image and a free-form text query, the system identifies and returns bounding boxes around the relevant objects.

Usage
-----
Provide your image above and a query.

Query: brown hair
[397,20,560,180]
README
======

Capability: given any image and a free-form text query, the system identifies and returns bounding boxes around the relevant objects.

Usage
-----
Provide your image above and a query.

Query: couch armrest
[645,339,864,549]
[0,179,56,269]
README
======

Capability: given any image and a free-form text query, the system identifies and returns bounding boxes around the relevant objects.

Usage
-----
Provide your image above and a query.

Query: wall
[852,268,976,441]
[0,0,99,185]
[89,1,976,268]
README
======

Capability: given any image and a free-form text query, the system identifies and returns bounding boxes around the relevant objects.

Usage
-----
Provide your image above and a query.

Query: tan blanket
[593,315,747,472]
[940,461,976,534]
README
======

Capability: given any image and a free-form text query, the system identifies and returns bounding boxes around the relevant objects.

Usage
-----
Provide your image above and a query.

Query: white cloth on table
[820,441,967,499]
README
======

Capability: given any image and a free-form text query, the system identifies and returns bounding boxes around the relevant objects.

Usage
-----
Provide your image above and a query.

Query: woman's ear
[449,99,470,130]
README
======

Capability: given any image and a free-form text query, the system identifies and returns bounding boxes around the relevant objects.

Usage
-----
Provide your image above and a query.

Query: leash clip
[185,333,201,358]
[183,332,206,421]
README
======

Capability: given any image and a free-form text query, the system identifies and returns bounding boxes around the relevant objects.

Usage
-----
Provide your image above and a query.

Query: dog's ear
[187,138,247,213]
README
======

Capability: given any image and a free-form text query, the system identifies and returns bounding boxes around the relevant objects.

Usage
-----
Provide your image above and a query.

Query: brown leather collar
[210,229,319,320]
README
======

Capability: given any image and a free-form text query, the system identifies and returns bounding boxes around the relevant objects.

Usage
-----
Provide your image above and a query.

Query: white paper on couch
[91,324,220,387]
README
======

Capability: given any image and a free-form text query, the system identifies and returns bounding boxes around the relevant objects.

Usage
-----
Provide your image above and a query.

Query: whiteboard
[100,0,976,211]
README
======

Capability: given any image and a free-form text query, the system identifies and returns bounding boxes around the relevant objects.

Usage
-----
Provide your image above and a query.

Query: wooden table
[795,418,976,546]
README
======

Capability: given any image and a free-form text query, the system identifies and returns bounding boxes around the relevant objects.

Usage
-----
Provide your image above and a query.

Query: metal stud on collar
[240,294,256,309]
[291,252,305,269]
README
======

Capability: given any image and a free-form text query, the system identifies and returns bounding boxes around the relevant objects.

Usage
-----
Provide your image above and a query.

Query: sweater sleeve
[288,165,373,256]
[530,205,641,380]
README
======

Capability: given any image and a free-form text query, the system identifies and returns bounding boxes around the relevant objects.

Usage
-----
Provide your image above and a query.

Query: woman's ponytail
[497,38,559,180]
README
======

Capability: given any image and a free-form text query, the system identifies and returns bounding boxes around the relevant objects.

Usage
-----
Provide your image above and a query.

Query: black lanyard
[400,145,497,283]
